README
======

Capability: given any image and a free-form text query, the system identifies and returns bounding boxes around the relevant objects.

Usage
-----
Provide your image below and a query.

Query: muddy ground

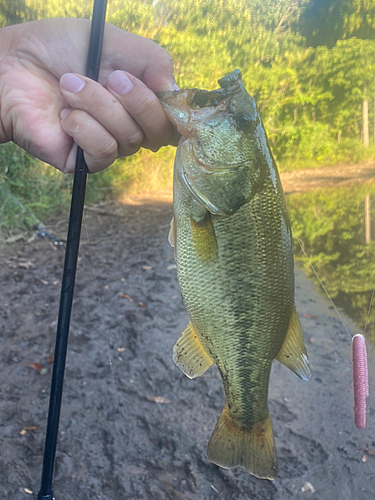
[1,200,374,500]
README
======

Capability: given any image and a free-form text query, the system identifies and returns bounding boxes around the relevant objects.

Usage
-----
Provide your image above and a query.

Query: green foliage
[0,143,68,238]
[8,0,375,169]
[0,142,121,240]
[0,0,374,232]
[299,0,375,48]
[108,1,155,37]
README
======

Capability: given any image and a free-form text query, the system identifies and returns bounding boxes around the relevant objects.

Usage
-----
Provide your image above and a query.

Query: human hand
[0,18,178,173]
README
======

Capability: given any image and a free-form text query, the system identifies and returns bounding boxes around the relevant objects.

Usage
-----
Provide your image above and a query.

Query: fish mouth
[157,69,243,104]
[158,89,236,139]
[158,85,241,117]
[157,69,244,134]
[189,69,244,108]
[158,70,249,162]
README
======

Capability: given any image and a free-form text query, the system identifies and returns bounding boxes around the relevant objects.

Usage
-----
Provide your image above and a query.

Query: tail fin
[207,404,278,480]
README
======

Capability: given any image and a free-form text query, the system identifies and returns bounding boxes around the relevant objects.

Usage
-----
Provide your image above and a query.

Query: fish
[158,69,310,480]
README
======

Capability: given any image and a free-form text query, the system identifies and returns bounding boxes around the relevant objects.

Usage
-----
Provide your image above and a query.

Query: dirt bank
[280,161,375,193]
[0,200,374,499]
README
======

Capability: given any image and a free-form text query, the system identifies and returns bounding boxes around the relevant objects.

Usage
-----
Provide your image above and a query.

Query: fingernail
[60,73,85,93]
[107,71,134,95]
[60,109,71,120]
[173,83,180,90]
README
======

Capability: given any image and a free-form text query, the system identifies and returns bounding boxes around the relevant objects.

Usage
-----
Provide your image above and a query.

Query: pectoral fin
[275,306,311,381]
[173,322,213,379]
[190,211,217,264]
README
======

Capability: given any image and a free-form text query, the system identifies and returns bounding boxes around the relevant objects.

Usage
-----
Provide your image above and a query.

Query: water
[286,180,375,345]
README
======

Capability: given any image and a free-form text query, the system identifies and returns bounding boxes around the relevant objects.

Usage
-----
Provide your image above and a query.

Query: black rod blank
[38,1,108,498]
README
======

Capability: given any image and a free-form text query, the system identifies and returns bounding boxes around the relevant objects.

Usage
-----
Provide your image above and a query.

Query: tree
[299,0,375,48]
[327,38,375,145]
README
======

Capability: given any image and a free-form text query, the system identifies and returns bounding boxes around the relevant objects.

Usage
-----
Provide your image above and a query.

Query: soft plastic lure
[352,333,369,429]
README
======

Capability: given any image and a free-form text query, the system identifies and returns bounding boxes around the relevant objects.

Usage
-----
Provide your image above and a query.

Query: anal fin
[173,322,213,379]
[275,306,311,381]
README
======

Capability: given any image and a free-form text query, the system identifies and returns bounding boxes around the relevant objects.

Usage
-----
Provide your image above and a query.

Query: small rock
[301,481,315,494]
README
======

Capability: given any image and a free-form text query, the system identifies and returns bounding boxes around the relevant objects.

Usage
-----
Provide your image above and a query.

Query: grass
[0,143,175,243]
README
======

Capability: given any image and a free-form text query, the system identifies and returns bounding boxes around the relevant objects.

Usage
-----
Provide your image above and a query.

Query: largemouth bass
[158,69,310,480]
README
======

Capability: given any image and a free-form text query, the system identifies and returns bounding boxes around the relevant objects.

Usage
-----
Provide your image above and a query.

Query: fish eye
[236,111,255,131]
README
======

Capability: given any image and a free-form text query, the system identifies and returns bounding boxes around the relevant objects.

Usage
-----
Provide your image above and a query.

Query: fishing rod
[37,1,108,498]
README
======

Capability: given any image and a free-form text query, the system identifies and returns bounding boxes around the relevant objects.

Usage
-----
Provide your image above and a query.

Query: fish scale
[177,189,292,416]
[158,69,311,480]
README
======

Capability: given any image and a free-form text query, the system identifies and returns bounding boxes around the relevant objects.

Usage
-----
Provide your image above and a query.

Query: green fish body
[159,70,310,480]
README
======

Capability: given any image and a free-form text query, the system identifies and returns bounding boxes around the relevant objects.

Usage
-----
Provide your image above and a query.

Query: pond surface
[286,179,375,345]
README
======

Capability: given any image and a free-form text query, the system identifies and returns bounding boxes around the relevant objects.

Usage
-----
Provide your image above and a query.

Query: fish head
[158,70,270,216]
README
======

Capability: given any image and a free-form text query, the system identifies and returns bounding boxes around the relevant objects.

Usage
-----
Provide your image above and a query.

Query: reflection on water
[286,180,375,344]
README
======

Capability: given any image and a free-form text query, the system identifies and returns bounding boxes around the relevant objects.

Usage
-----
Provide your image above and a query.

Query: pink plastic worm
[352,334,369,429]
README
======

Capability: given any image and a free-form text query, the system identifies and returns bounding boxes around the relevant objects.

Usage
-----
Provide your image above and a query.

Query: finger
[60,108,118,173]
[60,73,144,157]
[60,72,177,153]
[107,70,178,151]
